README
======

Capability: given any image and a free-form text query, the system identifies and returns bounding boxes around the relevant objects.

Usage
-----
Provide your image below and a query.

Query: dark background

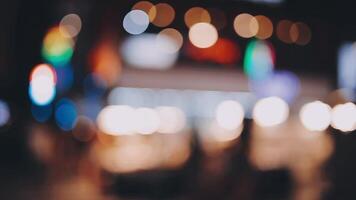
[1,0,356,199]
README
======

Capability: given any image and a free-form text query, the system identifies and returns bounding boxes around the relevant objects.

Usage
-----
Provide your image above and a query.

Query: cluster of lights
[124,1,176,35]
[97,105,186,136]
[30,13,82,128]
[121,2,312,71]
[127,2,312,47]
[121,2,183,69]
[276,20,312,45]
[299,101,356,132]
[95,133,191,173]
[233,14,311,45]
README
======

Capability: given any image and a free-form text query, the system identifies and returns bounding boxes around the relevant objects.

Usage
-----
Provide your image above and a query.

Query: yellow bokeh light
[150,3,175,27]
[290,22,312,45]
[184,7,211,28]
[189,22,218,48]
[94,134,191,173]
[42,26,74,65]
[255,15,273,40]
[277,20,293,44]
[132,1,156,22]
[233,13,259,38]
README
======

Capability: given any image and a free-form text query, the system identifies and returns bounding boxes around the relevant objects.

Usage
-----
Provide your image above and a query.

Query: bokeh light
[42,27,74,66]
[212,122,243,142]
[189,22,218,48]
[338,43,356,100]
[95,134,191,173]
[156,106,186,134]
[30,64,57,84]
[150,3,175,27]
[123,10,149,35]
[121,33,178,69]
[255,15,273,39]
[215,100,244,130]
[299,101,332,131]
[184,7,211,28]
[29,74,56,106]
[91,39,122,86]
[134,107,160,135]
[200,120,243,143]
[244,40,275,81]
[156,28,183,54]
[253,96,289,127]
[276,20,293,44]
[290,22,312,45]
[0,100,10,127]
[250,70,300,103]
[59,13,82,38]
[132,1,156,22]
[55,99,77,131]
[233,13,259,38]
[331,103,356,132]
[97,105,136,136]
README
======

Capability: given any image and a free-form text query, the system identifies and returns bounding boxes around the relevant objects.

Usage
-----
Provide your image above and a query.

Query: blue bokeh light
[55,98,77,131]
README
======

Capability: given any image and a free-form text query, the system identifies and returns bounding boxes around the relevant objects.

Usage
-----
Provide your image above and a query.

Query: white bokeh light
[189,22,218,48]
[134,107,160,135]
[299,101,331,131]
[30,64,56,84]
[331,102,356,132]
[121,34,178,69]
[253,96,289,127]
[97,105,136,135]
[215,100,244,130]
[29,76,56,106]
[123,10,150,35]
[156,106,186,134]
